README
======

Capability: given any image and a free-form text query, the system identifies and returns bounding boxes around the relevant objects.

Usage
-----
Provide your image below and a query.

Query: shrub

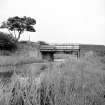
[0,32,17,53]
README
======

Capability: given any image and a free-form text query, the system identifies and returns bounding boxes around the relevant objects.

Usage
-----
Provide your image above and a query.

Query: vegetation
[0,54,105,105]
[0,32,17,52]
[0,16,36,42]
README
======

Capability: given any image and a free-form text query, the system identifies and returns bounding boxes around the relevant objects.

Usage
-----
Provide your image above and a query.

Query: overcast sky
[0,0,105,45]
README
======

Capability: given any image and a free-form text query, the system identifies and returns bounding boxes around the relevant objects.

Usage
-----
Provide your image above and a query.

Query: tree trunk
[15,31,21,42]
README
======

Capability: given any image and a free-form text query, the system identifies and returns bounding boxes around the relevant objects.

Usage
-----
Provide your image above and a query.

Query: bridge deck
[40,44,80,52]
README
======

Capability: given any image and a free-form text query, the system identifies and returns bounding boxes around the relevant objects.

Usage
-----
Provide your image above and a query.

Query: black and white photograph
[0,0,105,105]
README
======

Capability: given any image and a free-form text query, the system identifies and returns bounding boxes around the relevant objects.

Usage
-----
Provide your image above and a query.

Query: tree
[0,16,36,42]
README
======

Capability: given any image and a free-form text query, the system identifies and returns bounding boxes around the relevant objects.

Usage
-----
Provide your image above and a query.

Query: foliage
[0,16,36,42]
[0,31,17,52]
[0,58,105,105]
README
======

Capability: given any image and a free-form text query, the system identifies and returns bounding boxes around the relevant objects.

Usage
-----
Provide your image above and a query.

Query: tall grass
[0,58,105,105]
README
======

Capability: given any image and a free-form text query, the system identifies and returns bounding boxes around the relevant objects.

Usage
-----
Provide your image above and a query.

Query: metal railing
[40,44,80,51]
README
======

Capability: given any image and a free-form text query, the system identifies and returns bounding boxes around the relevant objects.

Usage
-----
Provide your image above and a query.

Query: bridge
[39,43,80,61]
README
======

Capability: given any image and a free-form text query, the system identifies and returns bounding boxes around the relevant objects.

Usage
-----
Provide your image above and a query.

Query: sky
[0,0,105,45]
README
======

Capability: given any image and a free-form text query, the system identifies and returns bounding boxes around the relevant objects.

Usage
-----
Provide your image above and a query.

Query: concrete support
[77,49,80,58]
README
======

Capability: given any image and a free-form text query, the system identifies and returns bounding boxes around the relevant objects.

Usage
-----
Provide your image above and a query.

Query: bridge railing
[40,44,80,51]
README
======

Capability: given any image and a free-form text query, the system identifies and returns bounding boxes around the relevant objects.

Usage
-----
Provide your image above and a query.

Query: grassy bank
[0,55,105,105]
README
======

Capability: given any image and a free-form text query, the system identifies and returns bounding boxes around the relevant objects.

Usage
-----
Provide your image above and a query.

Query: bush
[0,32,17,52]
